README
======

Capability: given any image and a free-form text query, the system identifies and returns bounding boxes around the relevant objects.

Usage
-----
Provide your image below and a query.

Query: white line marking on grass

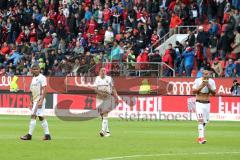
[92,152,240,160]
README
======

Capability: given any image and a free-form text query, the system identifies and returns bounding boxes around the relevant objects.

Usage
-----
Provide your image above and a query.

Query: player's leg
[39,116,51,140]
[97,98,105,136]
[203,103,210,126]
[195,102,206,144]
[99,98,112,137]
[20,102,38,140]
[100,112,110,137]
[202,103,210,141]
[104,97,114,136]
[38,99,51,140]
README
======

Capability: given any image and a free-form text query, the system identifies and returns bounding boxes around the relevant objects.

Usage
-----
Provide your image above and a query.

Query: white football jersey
[30,74,47,102]
[94,76,114,94]
[192,78,216,94]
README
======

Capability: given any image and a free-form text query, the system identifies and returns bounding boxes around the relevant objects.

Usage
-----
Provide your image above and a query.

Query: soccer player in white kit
[94,68,119,137]
[20,64,51,140]
[192,70,216,144]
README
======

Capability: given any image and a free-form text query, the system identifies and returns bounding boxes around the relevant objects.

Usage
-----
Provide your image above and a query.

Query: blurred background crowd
[0,0,239,77]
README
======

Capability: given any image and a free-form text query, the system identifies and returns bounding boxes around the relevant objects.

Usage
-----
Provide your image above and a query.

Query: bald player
[94,68,119,137]
[192,70,216,144]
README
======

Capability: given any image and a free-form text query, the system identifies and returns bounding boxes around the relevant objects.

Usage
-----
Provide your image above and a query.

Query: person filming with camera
[230,79,240,96]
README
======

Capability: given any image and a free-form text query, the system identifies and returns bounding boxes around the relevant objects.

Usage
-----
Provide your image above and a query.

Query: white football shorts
[195,102,210,123]
[31,99,46,117]
[96,96,115,114]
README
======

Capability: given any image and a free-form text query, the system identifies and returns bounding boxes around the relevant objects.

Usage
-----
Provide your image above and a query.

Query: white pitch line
[92,151,240,160]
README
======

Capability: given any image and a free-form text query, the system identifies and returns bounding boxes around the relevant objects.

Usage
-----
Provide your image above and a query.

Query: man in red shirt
[29,23,37,46]
[151,30,160,44]
[43,32,53,48]
[91,29,103,45]
[169,12,182,35]
[87,17,97,35]
[162,44,174,76]
[103,4,111,29]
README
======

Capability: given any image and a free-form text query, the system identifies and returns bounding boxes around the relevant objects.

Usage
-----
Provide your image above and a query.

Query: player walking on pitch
[20,64,51,140]
[192,70,216,144]
[94,68,119,137]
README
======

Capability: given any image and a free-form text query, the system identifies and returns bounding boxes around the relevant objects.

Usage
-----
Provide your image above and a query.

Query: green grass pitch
[0,115,240,160]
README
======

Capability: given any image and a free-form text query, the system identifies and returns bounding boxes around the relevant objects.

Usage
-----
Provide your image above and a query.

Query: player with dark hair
[20,64,51,140]
[94,68,119,137]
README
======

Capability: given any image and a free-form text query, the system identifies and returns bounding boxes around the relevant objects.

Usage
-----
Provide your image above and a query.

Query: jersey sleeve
[40,76,47,87]
[110,77,114,87]
[210,79,216,91]
[94,77,98,88]
[192,79,198,90]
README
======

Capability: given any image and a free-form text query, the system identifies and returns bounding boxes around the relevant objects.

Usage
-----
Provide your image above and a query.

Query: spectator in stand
[127,49,136,70]
[232,0,240,10]
[174,41,183,75]
[209,36,218,60]
[218,30,231,60]
[230,79,240,96]
[84,7,92,22]
[151,30,160,45]
[1,42,11,56]
[196,26,209,59]
[225,58,236,77]
[111,7,122,35]
[162,45,174,77]
[232,9,240,30]
[49,33,59,50]
[202,59,212,72]
[104,26,114,45]
[103,4,112,29]
[182,46,195,77]
[43,32,53,48]
[6,45,22,66]
[211,57,223,77]
[136,48,149,75]
[196,67,204,78]
[169,12,182,36]
[71,59,81,76]
[110,41,121,62]
[185,30,195,47]
[73,41,84,57]
[235,58,240,77]
[231,26,240,60]
[167,43,176,69]
[195,43,204,70]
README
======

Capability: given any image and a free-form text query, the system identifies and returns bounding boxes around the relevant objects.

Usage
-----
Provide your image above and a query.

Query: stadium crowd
[0,0,239,77]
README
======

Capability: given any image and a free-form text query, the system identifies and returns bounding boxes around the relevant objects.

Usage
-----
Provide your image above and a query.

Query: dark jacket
[197,31,209,47]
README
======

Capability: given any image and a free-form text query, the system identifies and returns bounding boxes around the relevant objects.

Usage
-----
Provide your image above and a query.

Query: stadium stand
[0,0,239,77]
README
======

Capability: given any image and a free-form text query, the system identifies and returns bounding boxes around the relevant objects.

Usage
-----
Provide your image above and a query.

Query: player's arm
[192,81,207,94]
[112,86,118,98]
[40,86,47,101]
[95,88,108,96]
[29,95,33,109]
[206,81,216,96]
[111,77,119,100]
[38,86,47,107]
[38,77,47,107]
